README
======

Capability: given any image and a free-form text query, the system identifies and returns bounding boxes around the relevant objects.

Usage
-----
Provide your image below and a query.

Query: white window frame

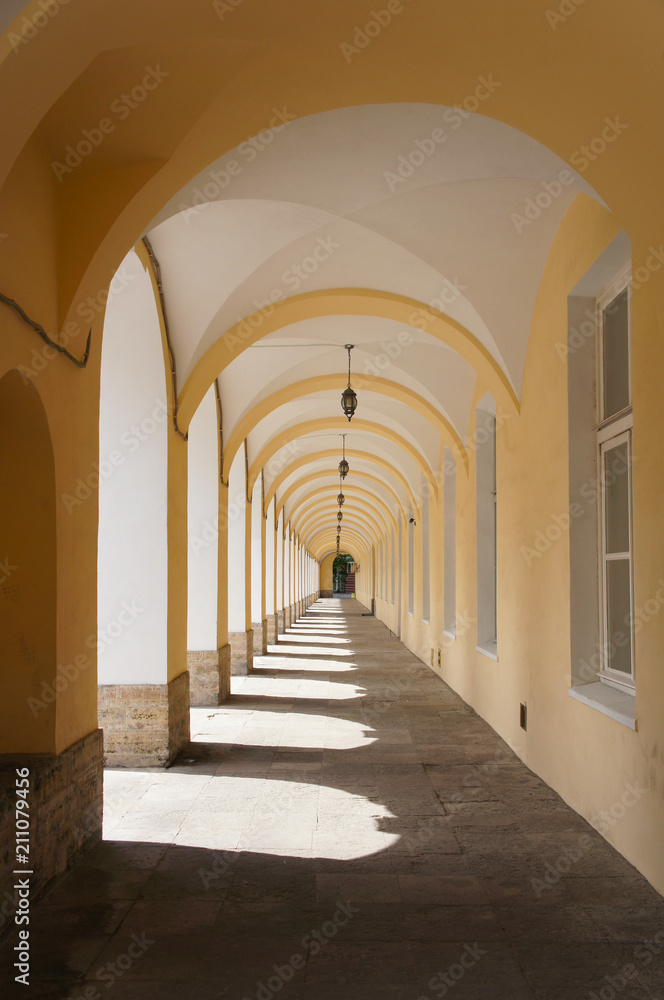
[597,266,632,425]
[596,271,634,694]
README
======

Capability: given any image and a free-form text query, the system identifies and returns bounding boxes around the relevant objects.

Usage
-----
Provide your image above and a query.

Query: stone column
[229,629,254,675]
[99,671,189,768]
[252,620,267,656]
[188,645,231,706]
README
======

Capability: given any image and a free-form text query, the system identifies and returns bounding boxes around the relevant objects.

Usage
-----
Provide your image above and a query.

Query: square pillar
[0,731,103,916]
[187,646,231,707]
[267,614,278,645]
[252,621,268,656]
[98,671,190,768]
[229,629,254,675]
[277,609,285,635]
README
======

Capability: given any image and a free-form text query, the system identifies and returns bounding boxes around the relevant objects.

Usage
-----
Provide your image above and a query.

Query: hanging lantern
[337,524,342,534]
[337,511,343,522]
[338,433,349,479]
[337,491,345,506]
[341,344,357,421]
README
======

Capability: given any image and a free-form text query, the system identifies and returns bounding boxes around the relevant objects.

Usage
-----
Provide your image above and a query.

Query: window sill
[442,627,456,641]
[476,640,498,661]
[421,617,430,626]
[568,681,636,730]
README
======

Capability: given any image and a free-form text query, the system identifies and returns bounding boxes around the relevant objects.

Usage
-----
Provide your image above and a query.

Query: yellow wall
[320,553,335,592]
[2,0,664,893]
[363,195,664,895]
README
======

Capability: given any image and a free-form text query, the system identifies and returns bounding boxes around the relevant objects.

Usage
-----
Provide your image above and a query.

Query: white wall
[266,498,275,615]
[187,385,219,651]
[98,250,169,685]
[227,448,247,632]
[251,475,262,623]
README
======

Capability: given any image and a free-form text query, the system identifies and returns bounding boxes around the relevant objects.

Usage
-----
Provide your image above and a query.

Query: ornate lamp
[338,433,349,479]
[341,344,357,421]
[337,511,343,522]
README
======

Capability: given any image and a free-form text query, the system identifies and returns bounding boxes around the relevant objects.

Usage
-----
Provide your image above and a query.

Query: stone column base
[267,615,277,645]
[283,606,291,630]
[290,603,297,624]
[98,671,190,768]
[0,729,103,918]
[252,621,268,656]
[187,646,231,707]
[277,609,285,636]
[229,629,254,675]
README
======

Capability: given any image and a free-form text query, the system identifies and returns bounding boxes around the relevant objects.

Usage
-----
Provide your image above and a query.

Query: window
[476,398,497,657]
[421,477,430,623]
[407,502,414,616]
[597,277,634,692]
[443,447,456,634]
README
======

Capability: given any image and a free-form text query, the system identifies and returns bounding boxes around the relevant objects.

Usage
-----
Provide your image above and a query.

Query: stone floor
[3,598,664,999]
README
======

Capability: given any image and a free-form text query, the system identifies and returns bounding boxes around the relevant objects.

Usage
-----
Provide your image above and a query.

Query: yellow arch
[278,471,404,523]
[178,288,520,429]
[265,449,420,518]
[290,487,394,537]
[309,526,370,560]
[248,418,437,498]
[295,500,390,548]
[301,512,381,552]
[223,374,467,473]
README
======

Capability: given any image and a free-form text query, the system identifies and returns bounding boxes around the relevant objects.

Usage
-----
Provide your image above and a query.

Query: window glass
[606,558,632,675]
[603,440,630,554]
[602,288,630,418]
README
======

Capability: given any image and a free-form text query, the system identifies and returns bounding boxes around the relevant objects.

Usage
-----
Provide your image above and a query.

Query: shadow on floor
[2,600,663,999]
